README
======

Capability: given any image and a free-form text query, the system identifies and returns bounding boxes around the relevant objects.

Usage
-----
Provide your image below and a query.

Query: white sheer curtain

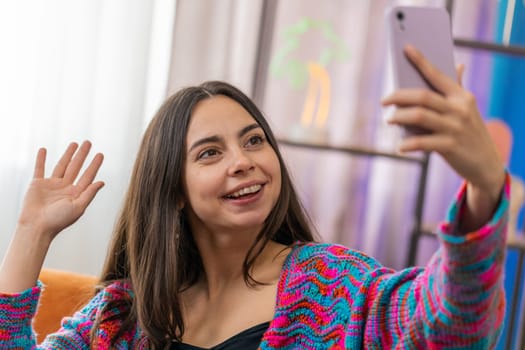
[0,0,175,275]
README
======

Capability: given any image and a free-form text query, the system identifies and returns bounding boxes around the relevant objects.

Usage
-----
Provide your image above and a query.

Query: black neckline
[171,244,302,350]
[173,321,271,349]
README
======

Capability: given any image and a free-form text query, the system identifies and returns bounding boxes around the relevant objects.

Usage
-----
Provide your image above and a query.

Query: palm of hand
[19,179,84,238]
[18,142,104,241]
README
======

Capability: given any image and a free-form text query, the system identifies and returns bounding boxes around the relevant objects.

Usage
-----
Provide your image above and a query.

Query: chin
[229,215,269,232]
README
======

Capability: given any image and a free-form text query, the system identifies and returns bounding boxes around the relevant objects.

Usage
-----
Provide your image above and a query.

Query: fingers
[383,48,471,137]
[75,181,105,212]
[32,142,105,222]
[51,142,79,178]
[404,45,459,95]
[63,141,93,183]
[387,107,456,133]
[75,153,104,192]
[33,148,47,179]
[397,133,453,153]
[382,88,448,114]
[49,141,103,186]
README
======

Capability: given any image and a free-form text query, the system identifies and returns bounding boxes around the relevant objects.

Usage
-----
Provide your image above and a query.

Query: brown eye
[246,135,264,147]
[198,148,220,160]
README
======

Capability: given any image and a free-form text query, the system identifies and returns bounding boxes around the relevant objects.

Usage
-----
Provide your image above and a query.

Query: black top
[171,322,270,350]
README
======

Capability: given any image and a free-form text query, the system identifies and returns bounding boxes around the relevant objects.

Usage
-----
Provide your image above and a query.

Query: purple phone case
[387,6,456,89]
[386,6,456,134]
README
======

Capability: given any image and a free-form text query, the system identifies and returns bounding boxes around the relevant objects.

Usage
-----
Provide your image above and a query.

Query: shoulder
[286,242,382,276]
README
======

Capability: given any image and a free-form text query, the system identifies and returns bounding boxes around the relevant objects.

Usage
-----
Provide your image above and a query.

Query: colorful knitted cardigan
[0,177,509,349]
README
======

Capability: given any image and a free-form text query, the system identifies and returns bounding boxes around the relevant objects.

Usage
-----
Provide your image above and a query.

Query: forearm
[0,224,52,293]
[383,177,509,348]
[417,176,509,347]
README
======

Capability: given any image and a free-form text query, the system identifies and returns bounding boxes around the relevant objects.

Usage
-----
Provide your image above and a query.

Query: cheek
[184,168,219,204]
[183,168,202,208]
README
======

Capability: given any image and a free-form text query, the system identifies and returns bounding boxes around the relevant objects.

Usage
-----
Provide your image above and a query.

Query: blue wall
[490,1,525,349]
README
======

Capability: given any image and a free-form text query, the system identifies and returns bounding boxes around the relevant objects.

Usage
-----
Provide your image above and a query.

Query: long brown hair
[91,81,316,348]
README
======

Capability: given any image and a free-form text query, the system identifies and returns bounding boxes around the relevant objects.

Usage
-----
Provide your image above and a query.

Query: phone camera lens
[397,11,404,21]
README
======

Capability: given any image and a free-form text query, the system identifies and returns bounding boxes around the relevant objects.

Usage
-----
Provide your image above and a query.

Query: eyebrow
[188,123,262,153]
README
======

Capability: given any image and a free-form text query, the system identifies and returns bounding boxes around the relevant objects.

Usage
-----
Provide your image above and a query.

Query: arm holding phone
[381,42,507,347]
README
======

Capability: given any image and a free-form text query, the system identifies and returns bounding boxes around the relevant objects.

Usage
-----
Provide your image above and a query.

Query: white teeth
[228,184,262,198]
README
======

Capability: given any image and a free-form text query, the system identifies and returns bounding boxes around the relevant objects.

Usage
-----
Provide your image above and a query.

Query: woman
[0,46,508,349]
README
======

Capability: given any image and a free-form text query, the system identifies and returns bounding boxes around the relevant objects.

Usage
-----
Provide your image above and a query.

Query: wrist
[468,168,506,207]
[14,222,55,246]
[481,167,506,201]
[461,170,507,233]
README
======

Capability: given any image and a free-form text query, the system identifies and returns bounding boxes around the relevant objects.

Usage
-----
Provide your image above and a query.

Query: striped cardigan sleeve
[365,174,510,348]
[0,281,143,349]
[0,281,102,349]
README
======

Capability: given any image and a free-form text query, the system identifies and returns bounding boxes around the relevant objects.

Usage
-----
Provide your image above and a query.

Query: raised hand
[382,45,506,232]
[18,141,104,240]
[0,141,104,293]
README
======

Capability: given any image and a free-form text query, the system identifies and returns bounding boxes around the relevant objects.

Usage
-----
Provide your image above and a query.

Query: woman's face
[183,95,282,236]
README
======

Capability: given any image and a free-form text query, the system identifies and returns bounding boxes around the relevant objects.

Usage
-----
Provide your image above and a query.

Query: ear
[176,198,185,211]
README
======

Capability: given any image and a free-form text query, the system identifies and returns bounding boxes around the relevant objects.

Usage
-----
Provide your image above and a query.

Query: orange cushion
[34,269,98,343]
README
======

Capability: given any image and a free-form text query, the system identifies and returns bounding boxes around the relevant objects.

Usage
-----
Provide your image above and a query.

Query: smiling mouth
[225,184,263,199]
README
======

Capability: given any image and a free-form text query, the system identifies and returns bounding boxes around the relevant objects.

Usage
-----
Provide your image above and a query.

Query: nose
[227,149,255,176]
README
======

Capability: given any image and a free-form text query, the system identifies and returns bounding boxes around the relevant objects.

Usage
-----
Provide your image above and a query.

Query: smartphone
[386,6,456,135]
